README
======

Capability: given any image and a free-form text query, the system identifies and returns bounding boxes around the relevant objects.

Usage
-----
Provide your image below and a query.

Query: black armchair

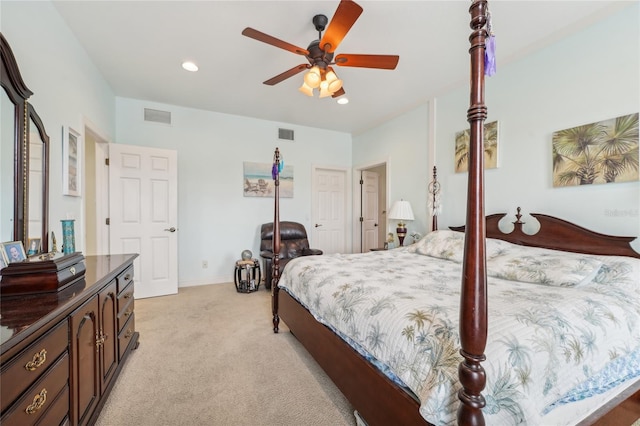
[260,221,323,289]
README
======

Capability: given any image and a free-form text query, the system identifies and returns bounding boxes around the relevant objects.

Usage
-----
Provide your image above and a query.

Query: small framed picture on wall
[63,126,81,196]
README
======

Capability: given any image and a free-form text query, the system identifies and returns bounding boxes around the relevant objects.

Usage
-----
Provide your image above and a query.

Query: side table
[234,259,261,293]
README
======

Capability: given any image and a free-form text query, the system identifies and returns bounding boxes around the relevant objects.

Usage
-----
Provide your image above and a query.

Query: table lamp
[389,200,414,246]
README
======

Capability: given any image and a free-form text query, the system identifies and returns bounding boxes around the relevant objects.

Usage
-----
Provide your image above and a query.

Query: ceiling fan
[241,0,399,98]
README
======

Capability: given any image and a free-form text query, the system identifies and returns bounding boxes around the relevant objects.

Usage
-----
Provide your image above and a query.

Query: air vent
[278,128,294,141]
[144,108,172,125]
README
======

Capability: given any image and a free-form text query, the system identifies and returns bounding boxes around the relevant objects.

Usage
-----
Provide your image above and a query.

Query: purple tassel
[272,163,278,180]
[485,35,496,76]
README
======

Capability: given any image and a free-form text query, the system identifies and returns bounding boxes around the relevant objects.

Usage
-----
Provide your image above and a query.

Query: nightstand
[234,259,261,293]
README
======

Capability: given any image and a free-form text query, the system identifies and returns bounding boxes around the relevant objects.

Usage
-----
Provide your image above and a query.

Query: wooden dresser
[0,254,139,426]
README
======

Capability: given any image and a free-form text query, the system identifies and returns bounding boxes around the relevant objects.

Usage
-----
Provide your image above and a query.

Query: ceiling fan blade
[331,87,346,98]
[263,64,309,86]
[242,28,309,56]
[319,0,363,53]
[334,54,399,70]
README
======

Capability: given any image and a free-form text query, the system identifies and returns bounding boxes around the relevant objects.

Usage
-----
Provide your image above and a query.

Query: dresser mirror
[1,33,49,253]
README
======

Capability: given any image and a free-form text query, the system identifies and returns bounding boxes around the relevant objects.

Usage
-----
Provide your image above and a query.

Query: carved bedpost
[458,1,488,425]
[428,166,440,231]
[272,148,281,333]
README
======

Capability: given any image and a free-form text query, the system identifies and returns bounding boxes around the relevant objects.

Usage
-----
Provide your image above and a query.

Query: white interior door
[108,143,178,299]
[362,171,379,252]
[312,167,347,254]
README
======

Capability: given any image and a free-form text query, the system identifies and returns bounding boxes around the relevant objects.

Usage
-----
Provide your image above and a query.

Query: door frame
[82,116,110,255]
[352,159,389,254]
[311,165,352,253]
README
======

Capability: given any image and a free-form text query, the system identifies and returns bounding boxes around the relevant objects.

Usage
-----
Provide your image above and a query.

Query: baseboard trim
[179,277,230,288]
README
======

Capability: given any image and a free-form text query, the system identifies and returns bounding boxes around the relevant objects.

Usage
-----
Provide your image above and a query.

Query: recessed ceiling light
[337,97,349,105]
[182,61,198,72]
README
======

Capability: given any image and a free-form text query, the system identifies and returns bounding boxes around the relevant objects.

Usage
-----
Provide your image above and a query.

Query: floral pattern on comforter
[278,240,640,425]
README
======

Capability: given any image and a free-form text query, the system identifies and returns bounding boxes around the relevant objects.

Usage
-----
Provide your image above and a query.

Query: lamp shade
[388,200,414,221]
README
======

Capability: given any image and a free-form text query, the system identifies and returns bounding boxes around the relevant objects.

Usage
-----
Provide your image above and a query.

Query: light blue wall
[115,98,352,285]
[1,0,116,248]
[355,3,640,250]
[352,104,430,239]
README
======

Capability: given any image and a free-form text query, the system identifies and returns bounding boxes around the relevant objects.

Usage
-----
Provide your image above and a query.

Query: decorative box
[0,252,86,296]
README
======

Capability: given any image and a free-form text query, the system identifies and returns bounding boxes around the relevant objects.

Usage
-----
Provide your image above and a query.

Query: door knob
[315,224,323,228]
[374,223,378,227]
[164,227,177,232]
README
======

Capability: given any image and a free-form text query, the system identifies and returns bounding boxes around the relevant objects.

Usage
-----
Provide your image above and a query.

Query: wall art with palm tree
[454,121,499,173]
[552,113,639,187]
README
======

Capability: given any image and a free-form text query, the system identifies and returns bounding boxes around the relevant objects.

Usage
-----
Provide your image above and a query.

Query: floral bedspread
[277,231,640,425]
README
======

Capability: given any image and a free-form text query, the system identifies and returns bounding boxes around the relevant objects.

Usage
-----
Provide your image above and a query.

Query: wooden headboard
[450,207,640,259]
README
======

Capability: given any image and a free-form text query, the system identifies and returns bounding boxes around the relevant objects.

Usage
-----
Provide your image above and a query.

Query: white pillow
[486,242,603,287]
[410,230,464,263]
[411,230,603,287]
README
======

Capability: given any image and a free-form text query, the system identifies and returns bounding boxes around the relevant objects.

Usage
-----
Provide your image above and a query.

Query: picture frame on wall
[552,112,639,187]
[243,161,294,198]
[1,240,27,264]
[63,126,81,196]
[454,120,499,173]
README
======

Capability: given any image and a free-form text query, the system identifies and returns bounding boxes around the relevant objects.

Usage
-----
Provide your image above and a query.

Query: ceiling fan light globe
[325,70,338,83]
[304,66,321,88]
[299,82,314,96]
[328,79,343,93]
[319,81,331,98]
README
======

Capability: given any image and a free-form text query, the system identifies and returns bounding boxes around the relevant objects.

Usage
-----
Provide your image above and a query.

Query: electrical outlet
[202,260,208,269]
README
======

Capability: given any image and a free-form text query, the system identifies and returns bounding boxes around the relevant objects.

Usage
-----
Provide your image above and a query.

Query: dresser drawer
[118,313,136,360]
[1,321,69,413]
[35,384,69,426]
[117,281,134,313]
[117,297,134,333]
[116,265,134,294]
[1,352,69,426]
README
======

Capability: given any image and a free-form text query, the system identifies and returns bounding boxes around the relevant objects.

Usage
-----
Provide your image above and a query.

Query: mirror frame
[1,33,49,252]
[27,103,50,252]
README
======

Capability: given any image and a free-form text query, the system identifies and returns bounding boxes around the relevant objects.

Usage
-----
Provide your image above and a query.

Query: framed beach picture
[552,113,639,187]
[63,126,81,196]
[243,162,294,198]
[454,121,499,173]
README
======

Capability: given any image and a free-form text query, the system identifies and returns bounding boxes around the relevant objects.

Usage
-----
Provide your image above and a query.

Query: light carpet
[96,283,355,426]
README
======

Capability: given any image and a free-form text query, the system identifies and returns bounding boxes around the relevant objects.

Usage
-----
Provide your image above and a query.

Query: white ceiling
[52,1,628,135]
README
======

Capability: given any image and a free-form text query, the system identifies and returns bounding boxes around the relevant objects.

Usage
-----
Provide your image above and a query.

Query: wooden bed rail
[458,1,489,424]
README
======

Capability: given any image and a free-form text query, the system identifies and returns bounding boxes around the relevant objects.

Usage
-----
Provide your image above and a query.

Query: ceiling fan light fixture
[304,66,321,88]
[325,70,337,83]
[318,80,331,98]
[298,82,314,96]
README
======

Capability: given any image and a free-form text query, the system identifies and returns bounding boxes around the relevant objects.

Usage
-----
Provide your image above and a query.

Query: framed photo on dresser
[1,241,26,264]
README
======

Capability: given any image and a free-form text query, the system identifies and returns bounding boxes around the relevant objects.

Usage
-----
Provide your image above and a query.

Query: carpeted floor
[96,283,355,426]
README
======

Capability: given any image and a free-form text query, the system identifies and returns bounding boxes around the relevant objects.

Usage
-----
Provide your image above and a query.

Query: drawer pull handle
[25,389,47,414]
[123,292,132,299]
[124,273,131,281]
[124,309,132,318]
[70,266,76,275]
[25,349,47,371]
[124,329,134,339]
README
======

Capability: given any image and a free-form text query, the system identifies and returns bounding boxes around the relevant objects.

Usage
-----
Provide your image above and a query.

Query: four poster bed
[268,1,640,425]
